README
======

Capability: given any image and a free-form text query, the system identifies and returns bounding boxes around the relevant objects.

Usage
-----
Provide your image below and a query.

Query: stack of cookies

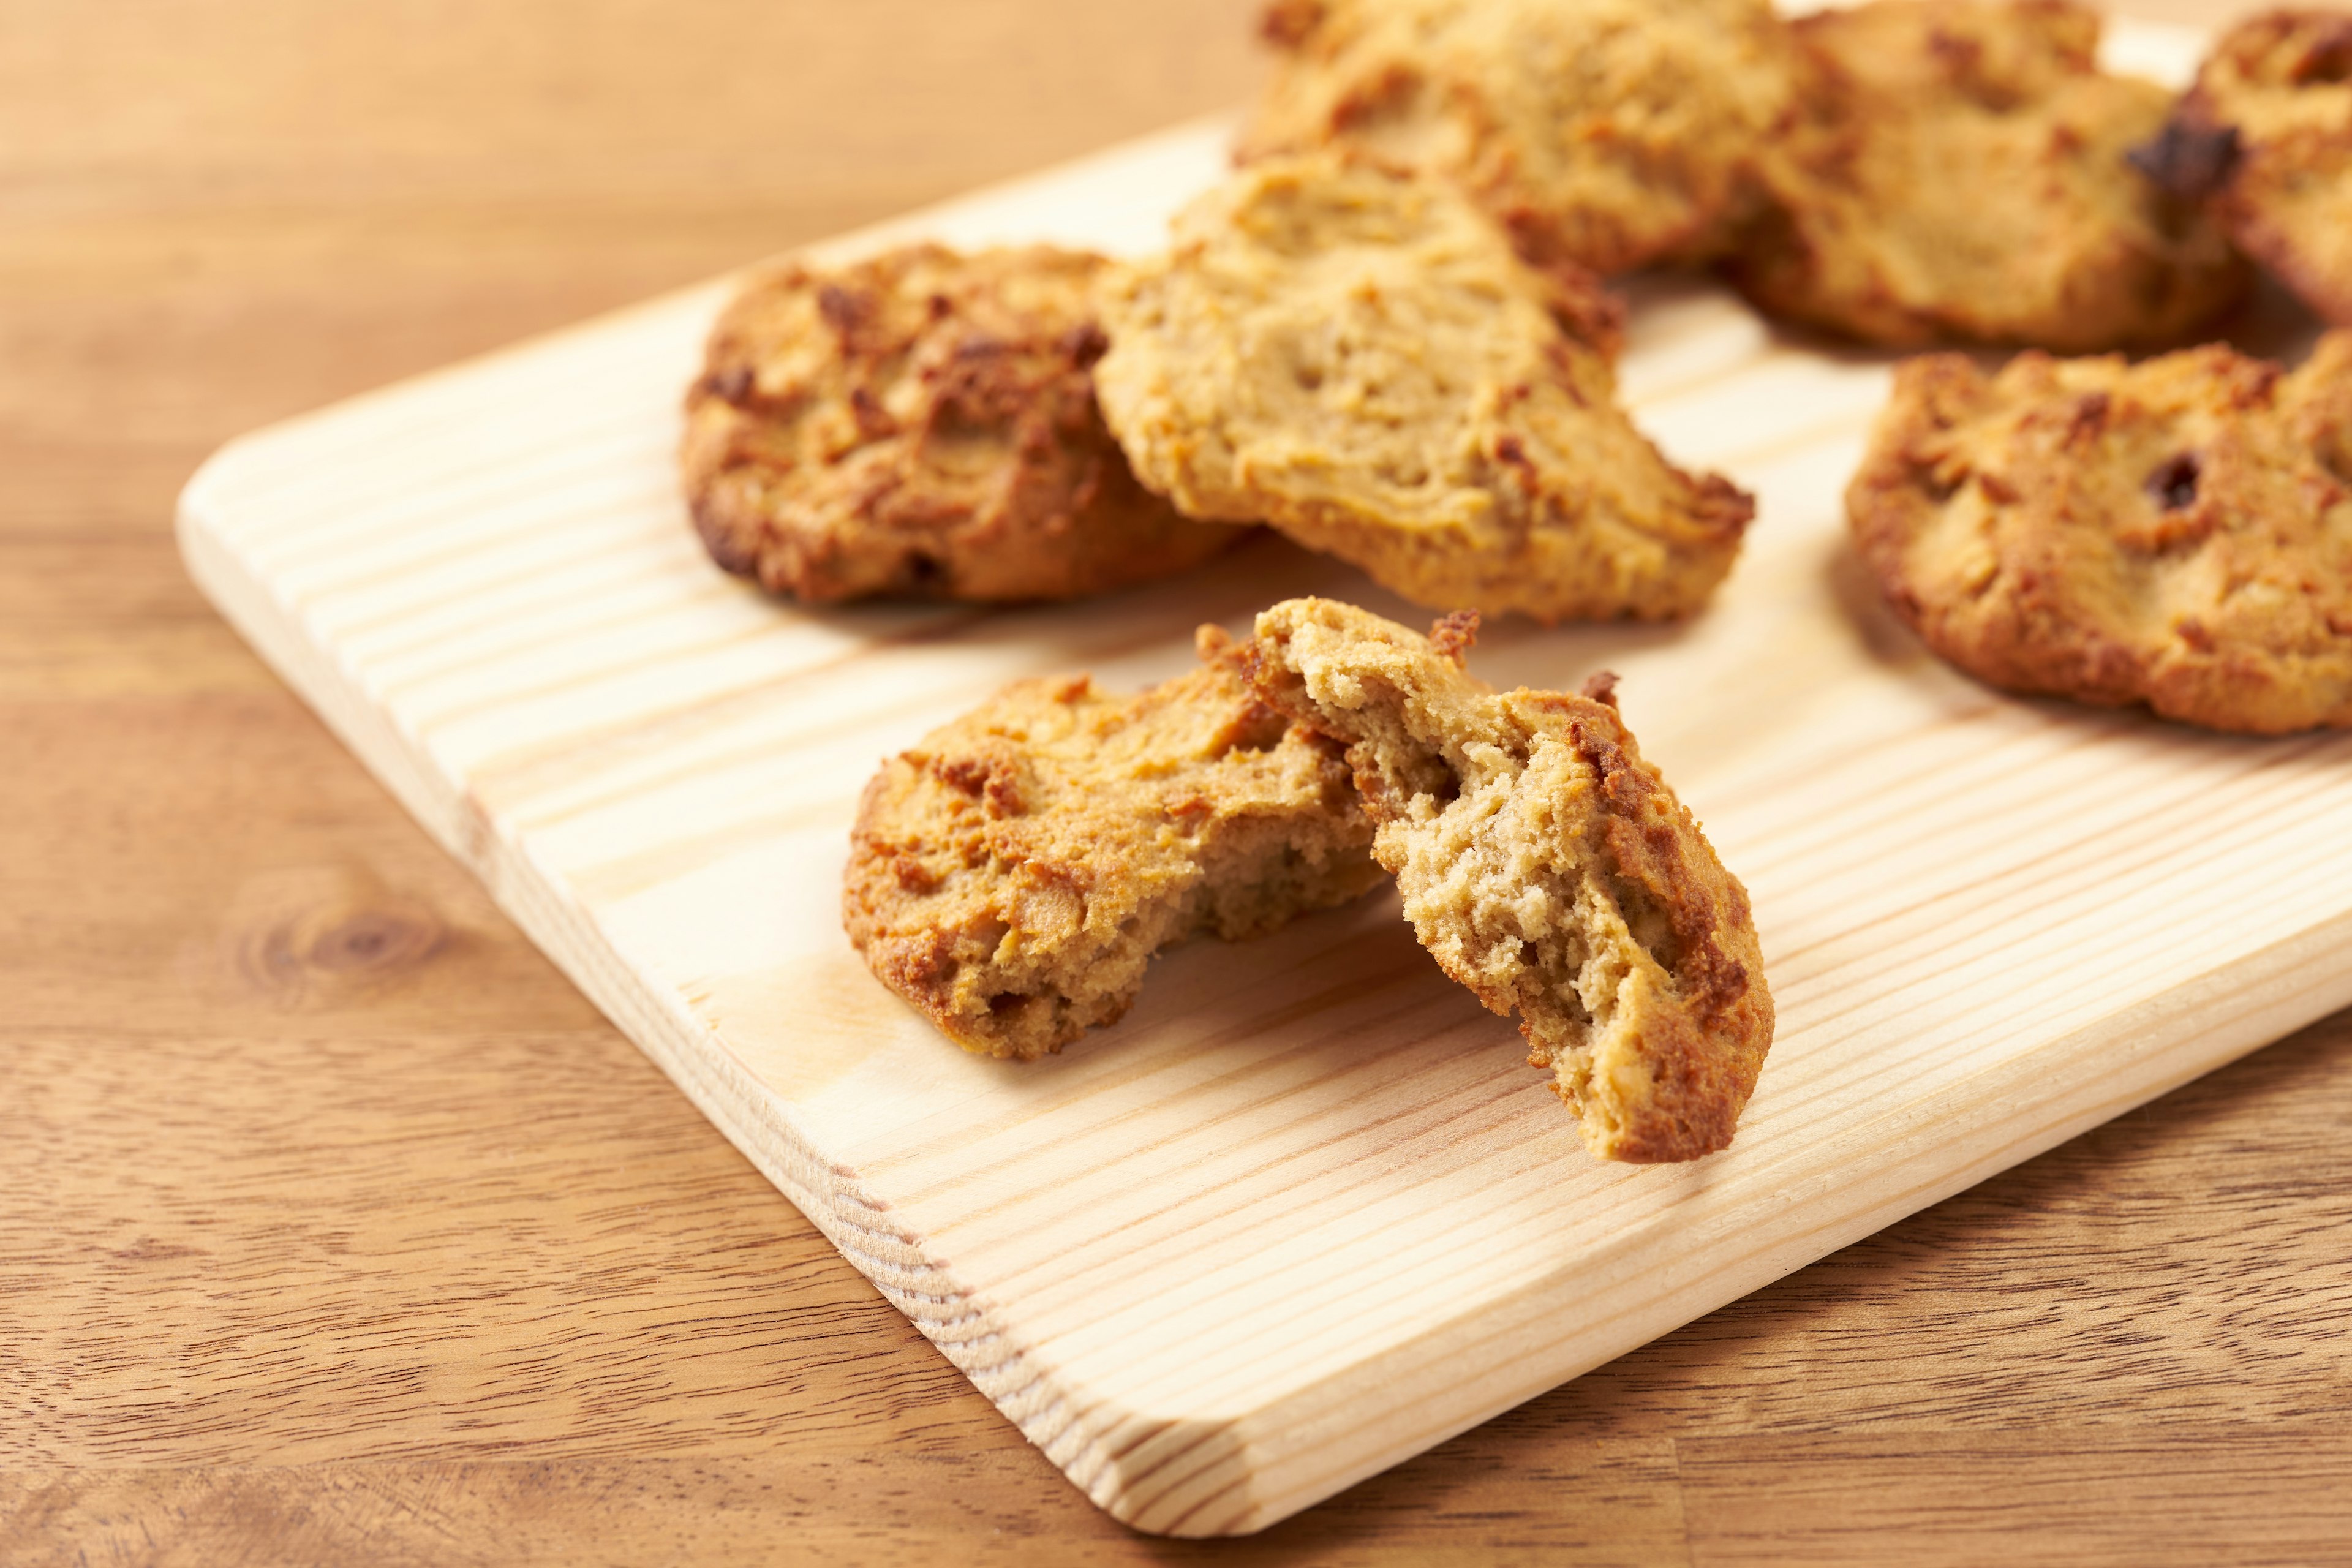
[676,0,2352,1163]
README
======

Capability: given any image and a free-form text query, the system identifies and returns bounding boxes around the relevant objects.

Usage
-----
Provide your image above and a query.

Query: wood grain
[165,13,2352,1538]
[8,1,2351,1562]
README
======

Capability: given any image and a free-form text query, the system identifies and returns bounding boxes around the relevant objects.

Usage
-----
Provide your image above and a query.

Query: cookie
[1846,333,2352,733]
[1725,0,2246,351]
[2137,9,2352,326]
[1092,155,1756,624]
[1242,598,1774,1162]
[843,625,1384,1060]
[1243,0,1800,276]
[682,244,1241,604]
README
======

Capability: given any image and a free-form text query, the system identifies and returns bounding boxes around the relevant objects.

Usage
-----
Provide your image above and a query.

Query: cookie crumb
[1429,610,1480,664]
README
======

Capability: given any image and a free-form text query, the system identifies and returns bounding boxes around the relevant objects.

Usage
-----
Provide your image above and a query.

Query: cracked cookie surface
[1727,0,2244,350]
[1847,333,2352,733]
[1242,597,1774,1162]
[1242,0,1800,276]
[1093,155,1755,624]
[2140,8,2352,326]
[844,626,1383,1059]
[682,244,1240,604]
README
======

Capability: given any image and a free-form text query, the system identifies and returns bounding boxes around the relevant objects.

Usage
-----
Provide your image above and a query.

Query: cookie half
[1242,598,1774,1163]
[844,626,1384,1059]
[1727,0,2245,350]
[1242,0,1799,276]
[682,244,1241,604]
[2139,9,2352,326]
[1847,333,2352,733]
[1093,155,1755,624]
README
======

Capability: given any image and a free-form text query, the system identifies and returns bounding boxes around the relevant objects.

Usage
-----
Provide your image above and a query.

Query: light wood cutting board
[175,18,2352,1537]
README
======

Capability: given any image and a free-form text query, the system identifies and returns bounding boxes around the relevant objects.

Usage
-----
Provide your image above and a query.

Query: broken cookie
[1243,597,1774,1162]
[843,625,1384,1059]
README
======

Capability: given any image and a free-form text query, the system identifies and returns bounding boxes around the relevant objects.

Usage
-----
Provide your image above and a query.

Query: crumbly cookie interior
[1245,597,1773,1161]
[1376,707,1706,1156]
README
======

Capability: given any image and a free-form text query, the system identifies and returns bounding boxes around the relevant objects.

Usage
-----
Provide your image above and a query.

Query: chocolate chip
[1060,321,1110,369]
[2147,453,2202,511]
[2291,26,2352,85]
[700,365,755,406]
[2127,119,2242,201]
[816,282,872,338]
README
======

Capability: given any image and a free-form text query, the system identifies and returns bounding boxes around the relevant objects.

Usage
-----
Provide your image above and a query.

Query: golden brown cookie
[2136,9,2352,326]
[1093,155,1755,624]
[1847,333,2352,733]
[1242,598,1774,1162]
[843,626,1384,1060]
[1725,0,2246,351]
[1243,0,1800,275]
[682,244,1241,604]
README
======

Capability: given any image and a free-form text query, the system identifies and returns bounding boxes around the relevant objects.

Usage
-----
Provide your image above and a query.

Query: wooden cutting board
[176,18,2352,1537]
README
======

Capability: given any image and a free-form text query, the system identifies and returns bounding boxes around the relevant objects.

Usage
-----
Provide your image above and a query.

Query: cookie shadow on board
[1737,304,1918,373]
[1821,536,1932,672]
[1732,298,2032,384]
[1817,532,2343,753]
[1544,1006,2352,1426]
[1216,1010,2352,1512]
[1035,889,1514,1081]
[2201,270,2327,366]
[1736,268,2322,374]
[750,529,1480,672]
[717,521,1717,710]
[1465,615,1696,698]
[1189,533,1711,676]
[746,538,1276,645]
[999,891,1608,1207]
[1009,883,1748,1224]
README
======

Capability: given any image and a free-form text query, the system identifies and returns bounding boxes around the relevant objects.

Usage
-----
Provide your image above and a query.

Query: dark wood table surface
[6,1,2349,1562]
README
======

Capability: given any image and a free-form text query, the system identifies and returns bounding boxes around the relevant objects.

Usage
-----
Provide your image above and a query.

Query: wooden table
[6,2,2348,1561]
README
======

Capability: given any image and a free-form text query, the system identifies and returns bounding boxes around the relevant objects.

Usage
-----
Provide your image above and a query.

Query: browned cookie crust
[1847,333,2352,733]
[843,627,1384,1059]
[1093,155,1755,624]
[2138,9,2352,326]
[682,244,1240,604]
[1727,0,2246,351]
[1242,598,1774,1162]
[1242,0,1800,276]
